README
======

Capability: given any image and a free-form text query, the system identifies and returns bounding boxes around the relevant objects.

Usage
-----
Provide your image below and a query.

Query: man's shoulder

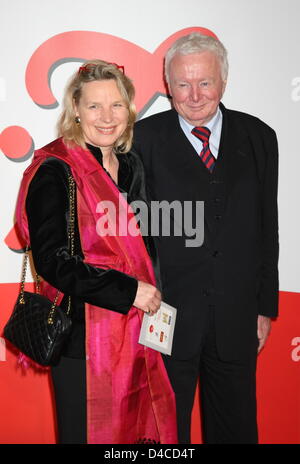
[135,109,176,131]
[224,105,276,136]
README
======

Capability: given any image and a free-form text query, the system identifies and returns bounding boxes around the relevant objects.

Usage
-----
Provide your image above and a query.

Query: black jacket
[25,146,155,358]
[134,103,279,360]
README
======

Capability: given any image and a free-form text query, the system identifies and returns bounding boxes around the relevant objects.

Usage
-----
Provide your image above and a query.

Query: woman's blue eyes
[88,104,123,109]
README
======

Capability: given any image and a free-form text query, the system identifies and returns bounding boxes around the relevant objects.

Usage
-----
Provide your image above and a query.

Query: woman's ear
[73,98,79,117]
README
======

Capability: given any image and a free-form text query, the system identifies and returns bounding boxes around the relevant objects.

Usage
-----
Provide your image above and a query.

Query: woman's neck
[102,148,119,184]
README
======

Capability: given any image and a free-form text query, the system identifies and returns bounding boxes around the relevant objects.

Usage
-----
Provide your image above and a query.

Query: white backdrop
[1,0,299,293]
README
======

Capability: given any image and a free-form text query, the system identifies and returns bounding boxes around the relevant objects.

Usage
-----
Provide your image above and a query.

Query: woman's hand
[133,281,161,316]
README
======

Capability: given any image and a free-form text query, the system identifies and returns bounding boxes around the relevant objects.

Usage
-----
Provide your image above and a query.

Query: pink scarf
[15,138,177,444]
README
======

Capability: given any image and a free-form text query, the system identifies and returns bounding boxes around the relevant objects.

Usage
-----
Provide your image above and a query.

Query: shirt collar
[178,106,222,134]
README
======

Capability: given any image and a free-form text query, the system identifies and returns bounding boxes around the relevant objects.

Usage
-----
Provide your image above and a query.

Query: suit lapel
[165,110,200,169]
[217,103,250,199]
[165,105,251,197]
[157,106,252,243]
[165,110,214,199]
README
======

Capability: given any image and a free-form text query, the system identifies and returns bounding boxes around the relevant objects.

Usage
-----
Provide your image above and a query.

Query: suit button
[213,250,221,257]
[213,197,221,204]
[203,289,210,297]
[214,214,222,220]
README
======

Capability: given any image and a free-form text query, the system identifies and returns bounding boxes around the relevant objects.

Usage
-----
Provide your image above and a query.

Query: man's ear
[222,80,227,97]
[166,81,173,99]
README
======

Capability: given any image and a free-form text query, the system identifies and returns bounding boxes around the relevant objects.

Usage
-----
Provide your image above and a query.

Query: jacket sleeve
[25,160,138,314]
[258,127,279,318]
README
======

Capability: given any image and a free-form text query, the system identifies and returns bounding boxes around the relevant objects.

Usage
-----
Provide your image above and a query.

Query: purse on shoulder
[4,171,76,366]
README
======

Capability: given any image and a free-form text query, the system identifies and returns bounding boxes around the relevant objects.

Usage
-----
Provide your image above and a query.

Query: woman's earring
[75,116,81,125]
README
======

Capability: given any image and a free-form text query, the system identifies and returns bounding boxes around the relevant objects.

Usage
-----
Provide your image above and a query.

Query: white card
[138,301,177,355]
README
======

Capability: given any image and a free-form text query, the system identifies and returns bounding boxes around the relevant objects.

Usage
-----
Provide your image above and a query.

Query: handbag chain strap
[19,171,76,325]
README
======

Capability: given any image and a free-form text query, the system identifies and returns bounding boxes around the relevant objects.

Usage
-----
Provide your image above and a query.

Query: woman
[15,60,177,444]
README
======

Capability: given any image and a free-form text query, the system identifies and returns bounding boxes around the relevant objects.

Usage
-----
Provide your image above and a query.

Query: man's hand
[257,315,271,353]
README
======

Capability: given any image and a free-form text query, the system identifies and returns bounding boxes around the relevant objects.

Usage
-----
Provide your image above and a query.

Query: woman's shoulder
[40,156,70,171]
[29,156,70,194]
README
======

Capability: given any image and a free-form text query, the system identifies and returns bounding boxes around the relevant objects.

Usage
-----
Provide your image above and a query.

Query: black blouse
[25,144,152,359]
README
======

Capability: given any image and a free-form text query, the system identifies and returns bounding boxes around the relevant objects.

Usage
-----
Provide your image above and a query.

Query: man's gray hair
[164,33,229,84]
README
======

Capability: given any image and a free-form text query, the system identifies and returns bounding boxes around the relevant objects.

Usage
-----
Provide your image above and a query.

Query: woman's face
[74,79,129,156]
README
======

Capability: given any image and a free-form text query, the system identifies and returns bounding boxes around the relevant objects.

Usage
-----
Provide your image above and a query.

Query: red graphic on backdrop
[25,28,217,110]
[1,27,217,250]
[0,126,34,161]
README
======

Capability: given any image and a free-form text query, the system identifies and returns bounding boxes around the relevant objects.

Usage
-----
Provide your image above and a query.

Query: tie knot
[191,126,211,143]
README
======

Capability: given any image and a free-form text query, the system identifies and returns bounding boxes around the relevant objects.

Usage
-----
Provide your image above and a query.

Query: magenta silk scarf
[15,138,177,444]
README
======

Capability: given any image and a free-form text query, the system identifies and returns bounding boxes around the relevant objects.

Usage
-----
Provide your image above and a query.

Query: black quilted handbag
[4,172,76,366]
[4,289,72,366]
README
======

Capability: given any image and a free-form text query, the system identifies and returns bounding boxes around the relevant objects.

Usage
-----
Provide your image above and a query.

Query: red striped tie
[191,126,216,172]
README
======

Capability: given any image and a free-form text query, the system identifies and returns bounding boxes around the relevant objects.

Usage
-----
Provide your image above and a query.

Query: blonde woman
[15,60,177,444]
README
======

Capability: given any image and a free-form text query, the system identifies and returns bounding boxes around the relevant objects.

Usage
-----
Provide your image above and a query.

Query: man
[134,33,279,444]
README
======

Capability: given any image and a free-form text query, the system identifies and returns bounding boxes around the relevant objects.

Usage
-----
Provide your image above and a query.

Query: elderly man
[133,33,279,444]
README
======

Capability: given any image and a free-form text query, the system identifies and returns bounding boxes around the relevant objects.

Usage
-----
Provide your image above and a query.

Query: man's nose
[190,85,201,102]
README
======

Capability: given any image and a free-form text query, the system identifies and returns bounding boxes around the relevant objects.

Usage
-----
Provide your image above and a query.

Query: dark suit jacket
[134,103,279,361]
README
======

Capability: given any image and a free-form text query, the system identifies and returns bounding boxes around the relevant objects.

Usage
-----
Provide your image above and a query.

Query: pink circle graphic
[0,126,34,161]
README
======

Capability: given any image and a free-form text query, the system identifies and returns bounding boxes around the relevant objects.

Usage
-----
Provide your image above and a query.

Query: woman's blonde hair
[57,59,136,153]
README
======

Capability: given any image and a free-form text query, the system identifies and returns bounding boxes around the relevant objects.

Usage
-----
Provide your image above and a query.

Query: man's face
[168,51,226,127]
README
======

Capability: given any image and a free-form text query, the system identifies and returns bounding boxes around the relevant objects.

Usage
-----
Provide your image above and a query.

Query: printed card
[138,301,177,355]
